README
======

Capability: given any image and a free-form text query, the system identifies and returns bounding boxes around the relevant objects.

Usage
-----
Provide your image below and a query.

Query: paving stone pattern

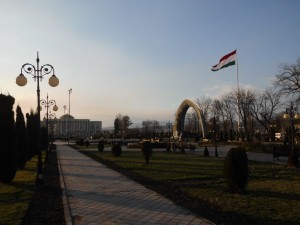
[57,143,215,225]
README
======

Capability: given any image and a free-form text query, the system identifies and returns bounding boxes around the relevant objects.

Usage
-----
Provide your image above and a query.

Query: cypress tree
[15,105,27,169]
[0,94,17,183]
[26,111,39,160]
[141,141,153,165]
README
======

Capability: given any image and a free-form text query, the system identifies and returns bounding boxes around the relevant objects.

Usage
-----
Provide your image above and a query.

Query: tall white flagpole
[236,49,240,137]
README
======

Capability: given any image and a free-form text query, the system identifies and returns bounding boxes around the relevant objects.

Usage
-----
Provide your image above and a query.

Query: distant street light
[16,52,59,185]
[283,102,300,167]
[40,94,58,160]
[68,88,72,144]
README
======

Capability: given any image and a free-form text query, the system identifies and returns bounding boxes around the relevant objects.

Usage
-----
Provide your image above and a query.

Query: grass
[0,156,38,225]
[77,146,300,225]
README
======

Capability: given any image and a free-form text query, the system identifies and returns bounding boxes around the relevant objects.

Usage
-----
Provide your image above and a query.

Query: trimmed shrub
[141,141,153,164]
[0,94,17,183]
[180,142,185,154]
[98,140,104,152]
[204,146,209,157]
[111,143,122,157]
[224,147,248,194]
[15,105,27,169]
[84,140,90,148]
[166,142,171,152]
[76,139,84,146]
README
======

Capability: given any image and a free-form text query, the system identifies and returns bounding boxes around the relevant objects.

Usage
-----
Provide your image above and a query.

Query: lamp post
[213,116,218,157]
[68,88,72,144]
[16,52,59,185]
[40,94,58,160]
[283,102,300,167]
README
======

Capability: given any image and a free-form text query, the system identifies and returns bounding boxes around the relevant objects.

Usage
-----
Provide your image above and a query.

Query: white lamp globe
[49,75,59,87]
[16,74,27,86]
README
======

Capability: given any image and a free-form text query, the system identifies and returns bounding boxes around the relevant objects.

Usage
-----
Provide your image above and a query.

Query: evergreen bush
[141,141,153,164]
[0,94,17,183]
[111,143,122,157]
[224,147,248,194]
[26,111,39,160]
[180,142,185,154]
[76,139,84,146]
[204,146,209,157]
[85,140,90,148]
[15,105,27,169]
[166,142,171,152]
[98,140,104,152]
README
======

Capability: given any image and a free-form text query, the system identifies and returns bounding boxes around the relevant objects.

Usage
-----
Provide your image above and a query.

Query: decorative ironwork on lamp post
[41,94,58,160]
[283,102,300,167]
[16,52,59,185]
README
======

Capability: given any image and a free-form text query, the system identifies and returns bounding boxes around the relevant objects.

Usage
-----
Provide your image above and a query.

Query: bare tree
[274,58,300,99]
[195,97,212,126]
[231,88,256,140]
[142,120,152,137]
[114,114,132,138]
[152,120,160,134]
[184,112,198,133]
[251,88,282,131]
[220,93,236,131]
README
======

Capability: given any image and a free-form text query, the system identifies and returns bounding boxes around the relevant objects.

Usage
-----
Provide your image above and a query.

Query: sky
[1,0,300,128]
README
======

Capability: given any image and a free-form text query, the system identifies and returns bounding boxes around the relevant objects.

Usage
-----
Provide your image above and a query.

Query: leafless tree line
[184,58,300,141]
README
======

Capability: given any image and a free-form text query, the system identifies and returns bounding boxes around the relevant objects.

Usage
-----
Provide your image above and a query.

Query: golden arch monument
[173,99,207,138]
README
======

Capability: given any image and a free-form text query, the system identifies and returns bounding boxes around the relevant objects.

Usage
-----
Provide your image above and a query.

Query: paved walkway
[56,142,216,225]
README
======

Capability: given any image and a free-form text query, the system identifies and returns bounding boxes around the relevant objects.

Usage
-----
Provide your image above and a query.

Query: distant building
[42,114,102,138]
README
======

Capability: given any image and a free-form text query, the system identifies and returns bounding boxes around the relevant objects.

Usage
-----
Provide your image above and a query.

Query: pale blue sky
[1,0,300,127]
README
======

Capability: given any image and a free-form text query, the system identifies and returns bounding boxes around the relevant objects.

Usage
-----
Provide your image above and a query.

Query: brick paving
[56,142,215,225]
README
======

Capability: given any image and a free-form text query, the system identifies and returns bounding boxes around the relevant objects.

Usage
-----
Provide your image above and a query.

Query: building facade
[42,114,102,138]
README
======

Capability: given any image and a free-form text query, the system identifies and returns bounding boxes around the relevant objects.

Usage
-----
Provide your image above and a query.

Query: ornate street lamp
[16,52,59,185]
[41,94,58,160]
[283,102,300,167]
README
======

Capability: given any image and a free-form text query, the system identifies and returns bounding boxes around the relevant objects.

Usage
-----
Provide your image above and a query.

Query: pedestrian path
[56,142,215,225]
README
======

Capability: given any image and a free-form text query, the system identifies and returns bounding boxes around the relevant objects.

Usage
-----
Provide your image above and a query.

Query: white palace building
[42,114,102,138]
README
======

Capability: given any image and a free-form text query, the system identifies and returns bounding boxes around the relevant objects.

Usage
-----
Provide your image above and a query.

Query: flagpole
[236,49,239,91]
[236,49,240,140]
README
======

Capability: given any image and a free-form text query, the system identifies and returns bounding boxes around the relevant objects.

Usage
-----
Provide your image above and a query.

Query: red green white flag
[211,50,236,72]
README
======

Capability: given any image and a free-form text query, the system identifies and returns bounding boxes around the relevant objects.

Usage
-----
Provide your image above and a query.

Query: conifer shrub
[0,94,16,183]
[84,140,90,148]
[15,105,27,169]
[204,146,209,157]
[98,140,104,152]
[224,147,248,194]
[180,143,185,154]
[111,143,122,157]
[141,141,153,165]
[166,142,171,152]
[76,139,84,146]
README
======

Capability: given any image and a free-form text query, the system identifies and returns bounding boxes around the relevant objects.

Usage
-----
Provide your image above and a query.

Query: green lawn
[78,148,300,225]
[0,157,38,225]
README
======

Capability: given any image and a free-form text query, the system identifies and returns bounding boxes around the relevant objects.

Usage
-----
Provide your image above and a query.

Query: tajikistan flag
[211,50,236,72]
